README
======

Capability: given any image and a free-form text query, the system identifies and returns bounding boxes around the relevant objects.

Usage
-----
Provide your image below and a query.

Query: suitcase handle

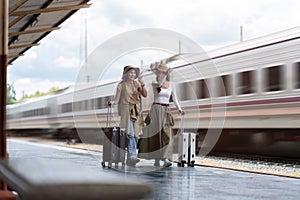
[106,101,112,127]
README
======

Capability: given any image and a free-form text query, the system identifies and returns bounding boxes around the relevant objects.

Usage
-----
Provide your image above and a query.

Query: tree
[17,86,61,102]
[7,83,17,105]
[49,87,60,93]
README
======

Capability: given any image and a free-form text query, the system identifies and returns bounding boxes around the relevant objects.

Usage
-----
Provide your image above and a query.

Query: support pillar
[0,0,17,199]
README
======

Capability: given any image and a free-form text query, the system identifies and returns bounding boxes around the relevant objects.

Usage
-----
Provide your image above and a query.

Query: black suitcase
[101,104,127,168]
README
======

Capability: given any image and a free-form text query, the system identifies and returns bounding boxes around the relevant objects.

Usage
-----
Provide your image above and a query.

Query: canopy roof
[8,0,91,65]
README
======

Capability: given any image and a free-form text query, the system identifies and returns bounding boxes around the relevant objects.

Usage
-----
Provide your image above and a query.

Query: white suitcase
[178,132,196,167]
[178,132,189,167]
[188,132,196,167]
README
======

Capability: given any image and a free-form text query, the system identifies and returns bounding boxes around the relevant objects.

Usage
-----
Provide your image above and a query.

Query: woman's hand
[179,109,185,115]
[138,77,147,97]
[138,77,145,87]
[108,100,116,106]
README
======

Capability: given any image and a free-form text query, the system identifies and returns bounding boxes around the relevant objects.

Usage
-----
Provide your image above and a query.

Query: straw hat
[155,63,171,74]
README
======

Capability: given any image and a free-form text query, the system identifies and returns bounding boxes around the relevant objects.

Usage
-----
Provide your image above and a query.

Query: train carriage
[7,27,300,156]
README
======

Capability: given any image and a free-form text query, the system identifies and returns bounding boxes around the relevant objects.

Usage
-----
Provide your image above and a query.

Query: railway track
[197,153,300,178]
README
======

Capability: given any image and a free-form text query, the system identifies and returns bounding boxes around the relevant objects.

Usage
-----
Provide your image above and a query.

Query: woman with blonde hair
[138,63,183,167]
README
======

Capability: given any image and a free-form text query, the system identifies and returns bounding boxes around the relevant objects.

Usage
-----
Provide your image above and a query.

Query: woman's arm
[110,83,122,105]
[171,82,183,113]
[139,85,147,97]
[135,80,147,97]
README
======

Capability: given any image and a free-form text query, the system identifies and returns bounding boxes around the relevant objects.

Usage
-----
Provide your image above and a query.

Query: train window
[178,82,190,101]
[239,70,255,94]
[295,62,300,89]
[96,97,110,109]
[22,111,27,118]
[88,100,93,110]
[80,101,85,111]
[22,108,46,117]
[62,103,72,113]
[198,79,209,99]
[73,101,81,111]
[190,80,201,99]
[84,99,93,110]
[216,75,231,97]
[223,75,231,96]
[265,65,283,92]
[45,107,50,115]
[82,101,87,111]
[185,80,202,100]
[90,99,95,109]
[96,97,102,109]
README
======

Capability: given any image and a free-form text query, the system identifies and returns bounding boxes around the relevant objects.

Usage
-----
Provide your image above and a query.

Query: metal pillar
[0,0,8,162]
[0,0,16,199]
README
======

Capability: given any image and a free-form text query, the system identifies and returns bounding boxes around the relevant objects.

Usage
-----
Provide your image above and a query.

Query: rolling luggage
[178,132,196,167]
[177,116,196,167]
[101,104,127,168]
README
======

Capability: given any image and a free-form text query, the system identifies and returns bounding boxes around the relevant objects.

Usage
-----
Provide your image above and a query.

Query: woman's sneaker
[162,159,172,167]
[126,157,140,167]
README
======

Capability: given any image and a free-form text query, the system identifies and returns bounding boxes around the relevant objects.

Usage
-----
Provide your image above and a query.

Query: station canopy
[8,0,91,65]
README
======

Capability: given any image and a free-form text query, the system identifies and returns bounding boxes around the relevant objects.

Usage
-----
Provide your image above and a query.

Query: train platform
[10,136,300,178]
[3,138,300,200]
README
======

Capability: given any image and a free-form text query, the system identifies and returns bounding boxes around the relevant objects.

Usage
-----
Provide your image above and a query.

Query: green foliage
[7,83,17,105]
[49,87,60,93]
[6,84,62,104]
[17,86,61,103]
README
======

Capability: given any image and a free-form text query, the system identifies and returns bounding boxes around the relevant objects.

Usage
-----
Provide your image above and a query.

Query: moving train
[7,27,300,157]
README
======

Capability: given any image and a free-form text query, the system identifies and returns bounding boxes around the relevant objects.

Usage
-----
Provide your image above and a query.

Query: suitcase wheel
[177,162,184,167]
[188,161,195,167]
[188,163,195,167]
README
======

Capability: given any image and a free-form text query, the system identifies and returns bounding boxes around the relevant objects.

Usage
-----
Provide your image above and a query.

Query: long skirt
[138,104,174,160]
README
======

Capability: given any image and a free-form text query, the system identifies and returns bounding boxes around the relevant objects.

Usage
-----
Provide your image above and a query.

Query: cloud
[19,50,38,63]
[55,56,80,68]
[99,0,150,27]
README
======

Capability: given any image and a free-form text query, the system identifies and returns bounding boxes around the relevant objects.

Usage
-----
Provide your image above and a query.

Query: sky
[7,0,300,99]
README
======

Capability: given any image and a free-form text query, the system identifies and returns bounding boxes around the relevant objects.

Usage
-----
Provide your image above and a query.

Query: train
[7,27,300,158]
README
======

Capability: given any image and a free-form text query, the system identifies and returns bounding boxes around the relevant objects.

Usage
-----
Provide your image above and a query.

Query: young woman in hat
[110,65,147,167]
[138,63,183,167]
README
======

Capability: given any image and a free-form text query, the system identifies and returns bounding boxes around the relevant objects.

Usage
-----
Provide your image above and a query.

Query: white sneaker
[163,159,172,167]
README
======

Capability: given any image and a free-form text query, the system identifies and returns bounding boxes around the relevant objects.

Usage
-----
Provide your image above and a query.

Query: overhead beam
[10,3,91,16]
[9,26,60,37]
[9,0,29,14]
[9,15,24,28]
[9,43,39,49]
[9,2,91,28]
